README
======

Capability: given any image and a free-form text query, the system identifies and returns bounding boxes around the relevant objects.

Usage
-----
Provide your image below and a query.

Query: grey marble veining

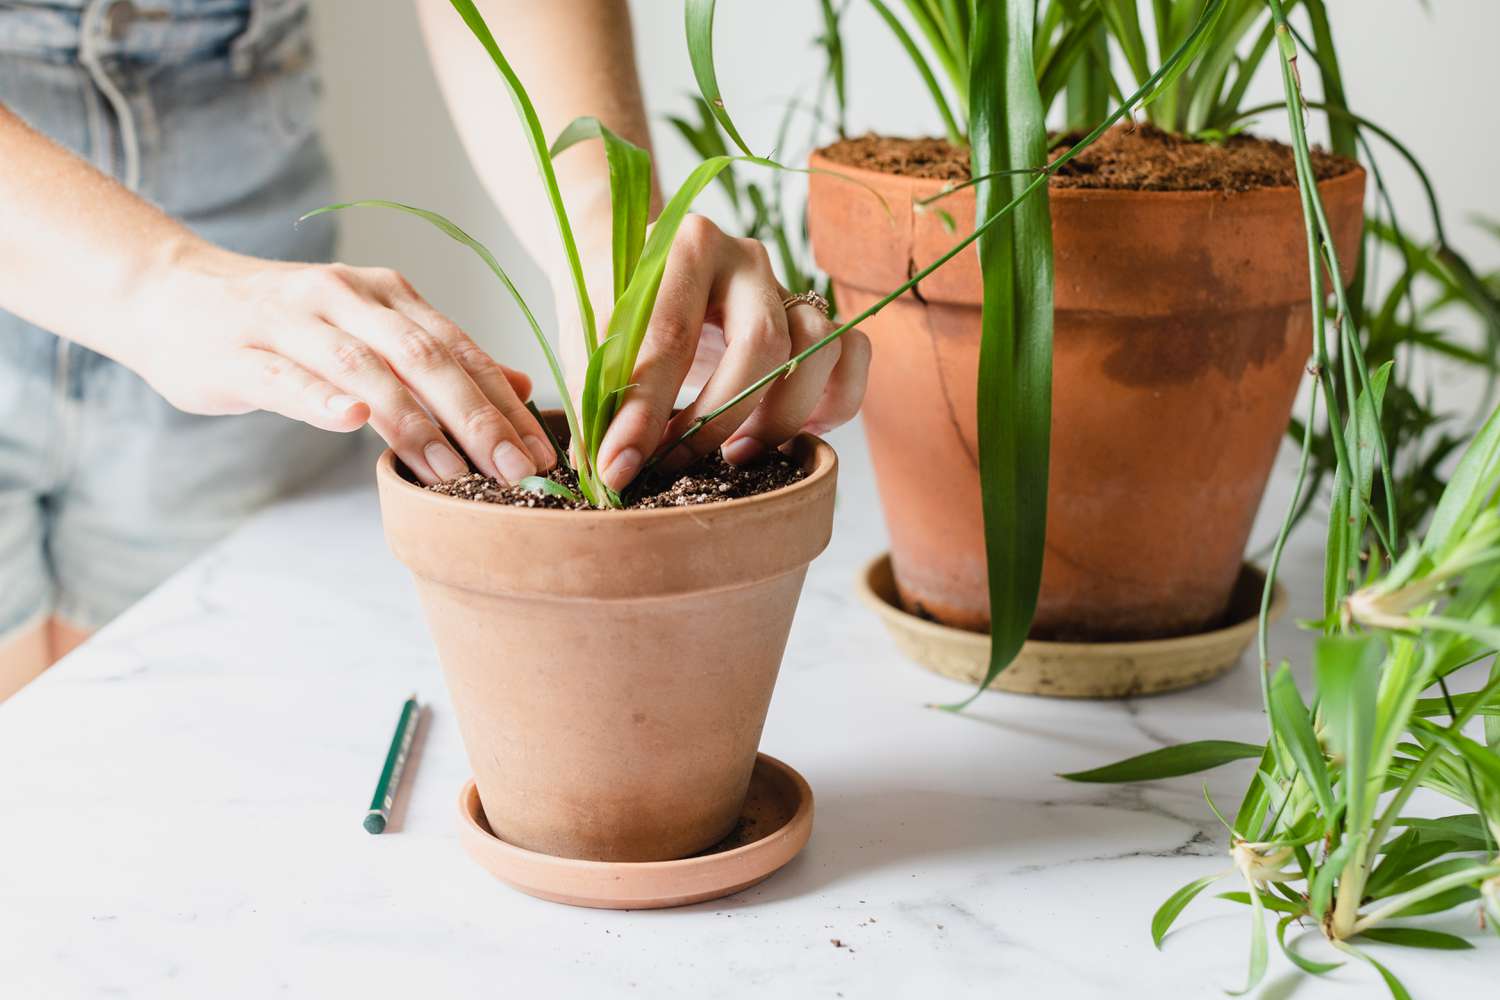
[0,421,1493,999]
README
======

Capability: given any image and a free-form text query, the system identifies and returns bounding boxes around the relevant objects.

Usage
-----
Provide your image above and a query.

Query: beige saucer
[457,753,814,909]
[857,554,1285,698]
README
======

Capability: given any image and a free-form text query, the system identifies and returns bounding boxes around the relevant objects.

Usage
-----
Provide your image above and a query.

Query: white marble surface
[1,422,1494,999]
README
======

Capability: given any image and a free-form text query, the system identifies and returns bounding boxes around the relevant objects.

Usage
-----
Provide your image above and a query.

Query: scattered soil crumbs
[425,450,806,511]
[819,123,1358,192]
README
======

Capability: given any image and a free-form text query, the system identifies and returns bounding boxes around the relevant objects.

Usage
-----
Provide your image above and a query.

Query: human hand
[129,244,556,486]
[585,215,870,492]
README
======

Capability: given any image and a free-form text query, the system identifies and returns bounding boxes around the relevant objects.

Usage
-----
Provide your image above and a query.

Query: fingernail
[425,441,468,481]
[493,441,535,485]
[722,437,764,465]
[523,434,554,469]
[604,447,642,490]
[326,394,361,414]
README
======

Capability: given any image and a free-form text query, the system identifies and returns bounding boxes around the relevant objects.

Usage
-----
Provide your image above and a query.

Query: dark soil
[819,123,1358,193]
[425,450,806,511]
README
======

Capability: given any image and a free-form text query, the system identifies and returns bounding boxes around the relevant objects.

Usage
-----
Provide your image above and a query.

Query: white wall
[309,0,1500,399]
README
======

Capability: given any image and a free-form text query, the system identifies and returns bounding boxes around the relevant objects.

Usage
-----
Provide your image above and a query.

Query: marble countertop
[2,422,1494,999]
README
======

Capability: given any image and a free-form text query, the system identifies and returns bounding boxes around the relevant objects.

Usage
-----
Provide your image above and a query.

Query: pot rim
[375,430,838,523]
[807,147,1367,202]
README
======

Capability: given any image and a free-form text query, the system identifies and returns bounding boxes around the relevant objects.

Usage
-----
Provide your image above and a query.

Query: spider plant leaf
[447,0,597,353]
[1365,832,1459,898]
[1227,877,1269,995]
[1150,873,1222,949]
[524,400,569,470]
[517,476,582,504]
[1342,945,1414,1000]
[583,156,739,474]
[868,0,964,146]
[1059,740,1264,783]
[1268,662,1337,823]
[683,0,754,156]
[1314,635,1383,828]
[1378,857,1485,913]
[1309,835,1359,922]
[1356,926,1474,950]
[550,116,652,300]
[1392,813,1492,853]
[1276,914,1342,975]
[1217,890,1301,916]
[1323,359,1392,620]
[943,0,1053,708]
[1425,391,1500,560]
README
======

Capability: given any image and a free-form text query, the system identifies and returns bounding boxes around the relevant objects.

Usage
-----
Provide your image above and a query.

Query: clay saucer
[857,553,1286,698]
[457,752,813,909]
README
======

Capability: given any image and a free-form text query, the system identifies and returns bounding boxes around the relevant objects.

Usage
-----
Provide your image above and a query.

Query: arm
[418,0,870,490]
[0,102,554,486]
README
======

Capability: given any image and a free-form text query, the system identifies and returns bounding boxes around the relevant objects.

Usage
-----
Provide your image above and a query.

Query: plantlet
[303,0,747,508]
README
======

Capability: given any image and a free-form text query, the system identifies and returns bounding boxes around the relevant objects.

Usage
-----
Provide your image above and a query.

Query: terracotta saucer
[857,553,1286,699]
[457,752,814,909]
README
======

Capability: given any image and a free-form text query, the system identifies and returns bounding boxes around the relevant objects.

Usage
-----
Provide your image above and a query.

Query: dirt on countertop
[818,122,1358,192]
[425,450,806,510]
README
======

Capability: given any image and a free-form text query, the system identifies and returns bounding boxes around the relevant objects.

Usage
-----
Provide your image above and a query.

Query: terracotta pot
[376,428,836,862]
[808,151,1365,640]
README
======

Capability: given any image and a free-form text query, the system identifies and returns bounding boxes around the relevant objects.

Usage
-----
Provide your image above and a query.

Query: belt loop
[231,0,266,77]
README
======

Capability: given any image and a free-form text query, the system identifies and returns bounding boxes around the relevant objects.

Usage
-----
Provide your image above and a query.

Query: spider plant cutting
[1061,3,1500,992]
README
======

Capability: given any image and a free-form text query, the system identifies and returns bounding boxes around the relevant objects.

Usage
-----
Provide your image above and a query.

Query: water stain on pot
[1088,304,1294,388]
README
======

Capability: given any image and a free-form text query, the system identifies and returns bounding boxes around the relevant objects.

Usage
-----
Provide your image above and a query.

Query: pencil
[364,694,420,834]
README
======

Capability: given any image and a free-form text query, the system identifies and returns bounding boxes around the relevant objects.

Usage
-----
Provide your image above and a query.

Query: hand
[129,244,556,486]
[590,215,870,492]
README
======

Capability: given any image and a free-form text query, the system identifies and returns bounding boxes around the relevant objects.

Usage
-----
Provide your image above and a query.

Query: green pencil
[364,694,420,835]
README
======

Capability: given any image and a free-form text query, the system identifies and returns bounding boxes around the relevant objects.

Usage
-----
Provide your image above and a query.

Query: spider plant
[1062,4,1500,992]
[302,0,753,508]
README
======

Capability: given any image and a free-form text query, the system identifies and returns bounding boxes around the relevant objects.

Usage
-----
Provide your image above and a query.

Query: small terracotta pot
[808,150,1364,640]
[376,429,836,862]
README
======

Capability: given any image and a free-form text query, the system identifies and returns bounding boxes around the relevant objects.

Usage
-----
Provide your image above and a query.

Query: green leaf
[1151,873,1222,949]
[1323,362,1392,618]
[866,0,963,146]
[1268,663,1337,822]
[1315,635,1384,829]
[953,0,1054,707]
[446,0,597,353]
[683,0,754,156]
[1365,832,1458,899]
[517,476,582,504]
[1217,890,1301,916]
[582,156,738,476]
[1356,926,1475,950]
[1228,877,1269,996]
[1426,401,1500,561]
[1059,740,1264,783]
[1276,914,1342,975]
[1344,945,1415,1000]
[550,117,652,301]
[1393,813,1492,853]
[1310,836,1359,922]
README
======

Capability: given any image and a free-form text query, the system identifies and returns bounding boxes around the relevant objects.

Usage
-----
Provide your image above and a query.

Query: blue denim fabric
[0,0,356,633]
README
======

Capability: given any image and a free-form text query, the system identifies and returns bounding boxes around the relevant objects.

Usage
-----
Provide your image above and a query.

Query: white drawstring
[77,0,142,192]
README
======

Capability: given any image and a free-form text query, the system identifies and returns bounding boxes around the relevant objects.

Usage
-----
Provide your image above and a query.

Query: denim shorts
[0,0,357,634]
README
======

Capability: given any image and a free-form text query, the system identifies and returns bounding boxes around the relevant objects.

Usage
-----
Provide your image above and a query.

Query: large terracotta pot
[809,151,1365,640]
[376,430,836,862]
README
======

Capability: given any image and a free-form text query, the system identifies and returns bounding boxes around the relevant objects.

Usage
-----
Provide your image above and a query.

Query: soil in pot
[427,450,806,510]
[819,122,1356,190]
[808,123,1364,644]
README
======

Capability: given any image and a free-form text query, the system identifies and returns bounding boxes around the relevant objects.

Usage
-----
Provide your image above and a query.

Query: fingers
[594,216,720,491]
[801,326,870,437]
[720,298,844,465]
[227,348,372,433]
[656,238,791,474]
[278,265,550,485]
[381,279,553,471]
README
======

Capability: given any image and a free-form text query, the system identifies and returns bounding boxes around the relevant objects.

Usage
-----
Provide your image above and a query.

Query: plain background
[308,0,1499,400]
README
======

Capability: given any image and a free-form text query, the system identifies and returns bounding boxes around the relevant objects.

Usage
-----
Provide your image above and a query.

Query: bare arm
[0,102,553,486]
[419,0,870,489]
